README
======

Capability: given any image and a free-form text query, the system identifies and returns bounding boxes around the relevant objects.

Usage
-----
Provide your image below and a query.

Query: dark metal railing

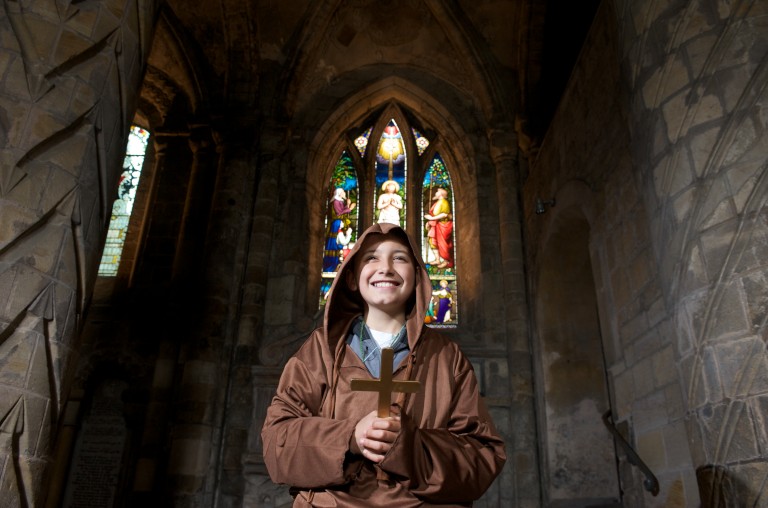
[602,410,660,496]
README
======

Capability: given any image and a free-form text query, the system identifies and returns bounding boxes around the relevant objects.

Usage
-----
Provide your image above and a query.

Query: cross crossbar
[350,348,420,417]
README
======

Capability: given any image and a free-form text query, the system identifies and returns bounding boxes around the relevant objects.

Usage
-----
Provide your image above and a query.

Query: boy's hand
[350,410,401,463]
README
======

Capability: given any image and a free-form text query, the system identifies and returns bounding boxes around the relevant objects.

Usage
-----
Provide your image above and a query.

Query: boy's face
[348,235,416,315]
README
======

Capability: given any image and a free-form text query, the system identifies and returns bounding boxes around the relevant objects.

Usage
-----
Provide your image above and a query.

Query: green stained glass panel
[320,151,359,306]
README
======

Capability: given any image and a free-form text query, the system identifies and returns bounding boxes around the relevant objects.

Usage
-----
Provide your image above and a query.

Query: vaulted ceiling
[139,0,599,147]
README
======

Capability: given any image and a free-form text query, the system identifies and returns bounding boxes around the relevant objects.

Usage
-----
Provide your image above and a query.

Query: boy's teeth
[373,282,395,287]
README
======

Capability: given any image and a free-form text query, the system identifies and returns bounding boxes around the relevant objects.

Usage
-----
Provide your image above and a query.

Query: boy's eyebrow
[359,246,413,257]
[391,248,414,259]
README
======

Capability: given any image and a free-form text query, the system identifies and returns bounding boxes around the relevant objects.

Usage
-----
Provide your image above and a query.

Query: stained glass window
[319,151,359,305]
[354,126,373,157]
[98,125,150,276]
[319,112,459,327]
[411,127,430,156]
[422,154,457,326]
[374,120,407,228]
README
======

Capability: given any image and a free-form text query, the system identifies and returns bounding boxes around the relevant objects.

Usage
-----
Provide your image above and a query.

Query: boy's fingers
[362,448,385,463]
[360,438,392,457]
[372,418,401,431]
[364,429,397,443]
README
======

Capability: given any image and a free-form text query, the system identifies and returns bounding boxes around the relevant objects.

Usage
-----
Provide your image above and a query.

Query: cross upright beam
[351,348,420,417]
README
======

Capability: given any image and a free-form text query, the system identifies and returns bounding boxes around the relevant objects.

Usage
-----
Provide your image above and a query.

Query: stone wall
[0,1,160,504]
[524,1,700,506]
[526,0,768,506]
[614,0,768,505]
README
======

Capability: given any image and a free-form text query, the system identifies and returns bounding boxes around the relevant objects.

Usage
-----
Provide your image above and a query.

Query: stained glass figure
[427,278,455,326]
[354,126,373,157]
[422,153,456,326]
[374,120,406,227]
[320,151,359,306]
[411,127,430,156]
[98,125,150,276]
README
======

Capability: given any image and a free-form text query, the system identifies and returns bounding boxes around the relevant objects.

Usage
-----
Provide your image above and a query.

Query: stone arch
[300,77,481,322]
[146,7,211,120]
[533,180,620,506]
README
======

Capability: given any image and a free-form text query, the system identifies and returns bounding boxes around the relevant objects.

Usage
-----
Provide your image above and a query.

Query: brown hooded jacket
[261,223,506,507]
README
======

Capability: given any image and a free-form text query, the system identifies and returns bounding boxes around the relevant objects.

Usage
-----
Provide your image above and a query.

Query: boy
[261,223,506,506]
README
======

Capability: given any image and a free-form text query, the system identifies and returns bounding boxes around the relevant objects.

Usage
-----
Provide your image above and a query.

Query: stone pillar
[613,0,768,503]
[0,1,161,504]
[172,126,219,284]
[140,132,194,285]
[165,132,262,505]
[130,340,178,499]
[489,125,541,507]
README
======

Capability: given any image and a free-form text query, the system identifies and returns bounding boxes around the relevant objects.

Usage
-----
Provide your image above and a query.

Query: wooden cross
[350,348,420,417]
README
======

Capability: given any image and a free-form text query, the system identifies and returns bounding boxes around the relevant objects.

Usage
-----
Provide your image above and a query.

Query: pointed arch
[308,90,471,327]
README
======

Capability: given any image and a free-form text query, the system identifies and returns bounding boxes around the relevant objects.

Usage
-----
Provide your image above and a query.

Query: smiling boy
[261,223,506,507]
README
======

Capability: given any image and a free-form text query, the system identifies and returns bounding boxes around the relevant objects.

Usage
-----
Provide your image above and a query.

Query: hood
[323,222,432,354]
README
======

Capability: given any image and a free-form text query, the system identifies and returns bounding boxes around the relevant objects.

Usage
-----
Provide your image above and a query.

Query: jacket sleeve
[260,338,361,489]
[379,354,507,503]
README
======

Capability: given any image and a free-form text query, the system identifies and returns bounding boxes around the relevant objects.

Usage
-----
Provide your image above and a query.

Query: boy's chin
[363,299,410,314]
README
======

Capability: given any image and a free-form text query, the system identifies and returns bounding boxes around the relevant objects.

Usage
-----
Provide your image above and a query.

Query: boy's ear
[345,268,358,291]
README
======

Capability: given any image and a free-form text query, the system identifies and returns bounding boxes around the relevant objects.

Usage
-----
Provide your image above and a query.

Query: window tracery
[318,110,457,326]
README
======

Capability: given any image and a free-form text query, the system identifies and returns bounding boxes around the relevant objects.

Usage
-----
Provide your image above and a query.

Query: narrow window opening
[98,125,150,277]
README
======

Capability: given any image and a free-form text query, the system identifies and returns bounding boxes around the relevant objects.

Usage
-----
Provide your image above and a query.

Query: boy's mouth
[372,281,399,287]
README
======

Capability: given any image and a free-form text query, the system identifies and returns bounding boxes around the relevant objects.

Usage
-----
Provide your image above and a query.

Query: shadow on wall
[696,464,766,507]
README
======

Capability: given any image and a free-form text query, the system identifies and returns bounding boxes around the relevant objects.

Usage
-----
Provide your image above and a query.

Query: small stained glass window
[422,153,457,327]
[354,126,373,157]
[98,126,150,276]
[374,120,407,228]
[411,127,430,156]
[320,151,359,305]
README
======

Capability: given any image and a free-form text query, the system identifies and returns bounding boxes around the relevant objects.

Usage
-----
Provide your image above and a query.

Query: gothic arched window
[318,109,458,327]
[98,125,150,276]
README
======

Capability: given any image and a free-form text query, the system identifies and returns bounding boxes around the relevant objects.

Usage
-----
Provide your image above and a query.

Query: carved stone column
[0,1,161,504]
[489,125,541,507]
